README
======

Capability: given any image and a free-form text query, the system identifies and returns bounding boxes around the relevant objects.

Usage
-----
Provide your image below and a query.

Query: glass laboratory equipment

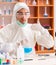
[24,47,32,54]
[32,0,36,5]
[3,6,6,15]
[46,0,49,5]
[44,7,48,17]
[24,47,33,59]
[17,42,24,64]
[8,6,11,15]
[6,6,11,15]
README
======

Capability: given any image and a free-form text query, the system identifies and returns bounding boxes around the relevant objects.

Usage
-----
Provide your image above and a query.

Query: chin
[22,21,26,24]
[23,22,25,24]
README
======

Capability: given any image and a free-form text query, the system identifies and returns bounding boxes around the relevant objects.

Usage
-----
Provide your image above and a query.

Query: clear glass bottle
[46,0,49,5]
[3,6,6,15]
[17,43,24,64]
[8,6,11,15]
[32,0,36,5]
[6,6,11,15]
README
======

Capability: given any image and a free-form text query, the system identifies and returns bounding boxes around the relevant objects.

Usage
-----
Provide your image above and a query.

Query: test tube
[0,58,2,65]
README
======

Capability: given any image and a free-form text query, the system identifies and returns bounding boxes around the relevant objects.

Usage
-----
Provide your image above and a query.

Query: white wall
[54,0,56,32]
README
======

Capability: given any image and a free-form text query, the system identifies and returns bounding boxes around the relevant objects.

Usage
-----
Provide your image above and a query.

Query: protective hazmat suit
[0,2,54,58]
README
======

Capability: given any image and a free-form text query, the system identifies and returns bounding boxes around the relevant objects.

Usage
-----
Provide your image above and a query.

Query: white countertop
[19,56,56,65]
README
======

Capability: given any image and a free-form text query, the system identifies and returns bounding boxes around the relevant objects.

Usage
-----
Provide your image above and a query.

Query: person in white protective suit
[0,2,54,58]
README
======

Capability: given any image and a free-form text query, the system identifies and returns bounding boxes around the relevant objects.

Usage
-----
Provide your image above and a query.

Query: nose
[22,14,26,19]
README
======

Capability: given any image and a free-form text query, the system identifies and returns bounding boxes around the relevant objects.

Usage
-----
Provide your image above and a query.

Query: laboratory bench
[1,55,56,65]
[18,56,56,65]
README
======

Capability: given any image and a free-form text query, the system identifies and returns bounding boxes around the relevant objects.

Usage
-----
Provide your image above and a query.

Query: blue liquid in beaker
[24,47,32,54]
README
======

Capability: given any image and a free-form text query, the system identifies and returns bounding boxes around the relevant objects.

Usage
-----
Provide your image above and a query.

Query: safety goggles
[16,12,30,18]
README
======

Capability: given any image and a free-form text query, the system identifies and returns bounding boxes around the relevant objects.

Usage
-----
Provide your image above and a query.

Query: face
[16,8,30,24]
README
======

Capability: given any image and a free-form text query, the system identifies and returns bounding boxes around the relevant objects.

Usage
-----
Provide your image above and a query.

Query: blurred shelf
[39,5,54,7]
[39,17,54,19]
[36,50,55,54]
[0,14,12,17]
[0,1,17,4]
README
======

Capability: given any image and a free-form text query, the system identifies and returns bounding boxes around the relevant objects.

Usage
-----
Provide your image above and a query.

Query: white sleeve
[31,22,54,48]
[0,25,15,53]
[0,25,23,59]
[0,34,17,58]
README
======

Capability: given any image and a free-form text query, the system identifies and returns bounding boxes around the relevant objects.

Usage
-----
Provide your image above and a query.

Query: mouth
[21,19,26,24]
